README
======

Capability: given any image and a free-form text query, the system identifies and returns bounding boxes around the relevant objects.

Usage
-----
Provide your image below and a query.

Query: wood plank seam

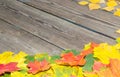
[0,17,65,50]
[16,1,116,40]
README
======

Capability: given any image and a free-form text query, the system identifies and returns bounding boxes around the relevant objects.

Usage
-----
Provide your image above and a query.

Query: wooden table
[0,0,119,55]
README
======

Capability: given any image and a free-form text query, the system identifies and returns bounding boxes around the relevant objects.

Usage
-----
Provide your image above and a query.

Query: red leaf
[27,60,50,74]
[56,52,86,66]
[93,61,108,71]
[0,62,19,75]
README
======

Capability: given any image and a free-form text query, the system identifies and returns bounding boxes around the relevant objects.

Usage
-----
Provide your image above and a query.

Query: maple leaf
[27,60,50,74]
[56,52,86,66]
[0,62,20,75]
[83,54,94,72]
[51,64,83,77]
[78,1,88,6]
[93,61,108,71]
[109,59,120,77]
[97,68,114,77]
[81,42,99,56]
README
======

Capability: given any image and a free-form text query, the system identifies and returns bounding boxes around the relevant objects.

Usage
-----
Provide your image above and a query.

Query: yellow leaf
[78,1,89,5]
[116,29,120,33]
[89,3,101,10]
[12,51,28,68]
[89,0,100,3]
[84,72,98,77]
[114,9,120,16]
[93,43,120,64]
[102,7,114,11]
[0,51,14,64]
[107,1,118,7]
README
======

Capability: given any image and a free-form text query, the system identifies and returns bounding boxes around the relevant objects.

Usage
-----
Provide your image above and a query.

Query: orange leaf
[0,62,19,75]
[27,60,50,74]
[81,42,99,56]
[56,52,86,66]
[109,59,120,77]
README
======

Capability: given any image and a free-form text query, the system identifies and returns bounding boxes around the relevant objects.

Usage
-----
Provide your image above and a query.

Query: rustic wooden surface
[0,0,119,54]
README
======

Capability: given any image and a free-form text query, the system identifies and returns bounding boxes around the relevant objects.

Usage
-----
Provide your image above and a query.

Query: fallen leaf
[109,59,120,77]
[0,62,19,75]
[102,7,114,11]
[78,1,88,5]
[89,3,101,10]
[93,61,108,71]
[27,60,50,74]
[56,52,86,66]
[89,0,100,3]
[83,54,94,71]
[107,1,118,7]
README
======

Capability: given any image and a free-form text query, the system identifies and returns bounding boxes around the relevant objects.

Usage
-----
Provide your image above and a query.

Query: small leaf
[27,60,50,74]
[102,7,114,11]
[107,1,118,7]
[93,61,108,71]
[56,52,86,66]
[0,62,20,75]
[78,1,88,5]
[25,55,35,64]
[89,3,101,10]
[49,55,60,63]
[114,10,120,16]
[116,37,120,43]
[2,73,10,77]
[89,0,100,3]
[83,54,94,71]
[62,49,80,55]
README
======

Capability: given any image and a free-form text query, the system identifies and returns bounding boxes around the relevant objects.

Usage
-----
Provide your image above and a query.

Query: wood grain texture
[0,0,116,51]
[15,0,120,38]
[0,19,62,55]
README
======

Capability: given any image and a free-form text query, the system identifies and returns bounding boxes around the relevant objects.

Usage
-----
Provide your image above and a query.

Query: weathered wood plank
[0,19,62,55]
[0,1,116,51]
[15,0,120,37]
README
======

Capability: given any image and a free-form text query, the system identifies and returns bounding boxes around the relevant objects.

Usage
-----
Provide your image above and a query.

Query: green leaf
[24,55,35,63]
[52,64,83,77]
[49,55,60,63]
[62,49,80,55]
[35,53,50,61]
[83,54,94,72]
[116,37,120,43]
[2,73,10,77]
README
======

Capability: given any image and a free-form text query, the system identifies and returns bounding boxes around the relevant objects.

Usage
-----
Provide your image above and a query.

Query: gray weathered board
[0,0,119,54]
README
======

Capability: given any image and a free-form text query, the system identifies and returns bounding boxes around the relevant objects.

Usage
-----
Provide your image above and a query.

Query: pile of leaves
[1,38,120,77]
[78,0,120,16]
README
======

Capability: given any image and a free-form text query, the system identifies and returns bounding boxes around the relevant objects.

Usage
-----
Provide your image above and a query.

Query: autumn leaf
[88,3,101,10]
[102,7,114,11]
[109,59,120,77]
[0,51,14,64]
[62,49,80,55]
[116,37,120,43]
[106,1,118,7]
[89,0,100,3]
[93,43,120,64]
[56,52,86,66]
[97,68,114,77]
[78,1,88,5]
[51,64,83,77]
[0,62,20,75]
[80,42,99,56]
[93,61,108,71]
[27,60,50,74]
[83,54,94,72]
